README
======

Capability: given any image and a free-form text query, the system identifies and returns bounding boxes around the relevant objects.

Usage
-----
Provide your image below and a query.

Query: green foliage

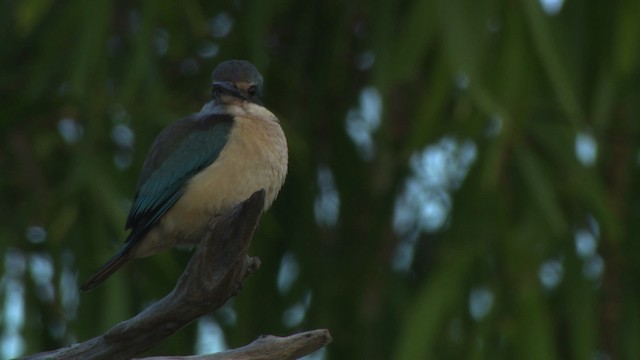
[1,0,639,359]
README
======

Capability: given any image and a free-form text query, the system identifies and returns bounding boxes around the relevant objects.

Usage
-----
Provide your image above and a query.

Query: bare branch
[22,191,265,360]
[22,190,332,360]
[137,329,332,360]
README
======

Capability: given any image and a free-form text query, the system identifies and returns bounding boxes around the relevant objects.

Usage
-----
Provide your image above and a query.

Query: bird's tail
[79,245,134,291]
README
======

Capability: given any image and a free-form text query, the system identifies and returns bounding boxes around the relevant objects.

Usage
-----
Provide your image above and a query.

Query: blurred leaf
[513,280,557,360]
[562,253,597,360]
[409,54,454,148]
[621,294,640,359]
[437,0,491,79]
[392,0,437,82]
[591,67,615,130]
[15,0,53,36]
[514,143,567,236]
[614,0,640,78]
[69,0,111,99]
[393,245,475,360]
[505,216,558,360]
[522,0,583,125]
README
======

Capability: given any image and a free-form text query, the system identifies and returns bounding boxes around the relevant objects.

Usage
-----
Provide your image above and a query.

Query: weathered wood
[138,329,332,360]
[21,190,330,360]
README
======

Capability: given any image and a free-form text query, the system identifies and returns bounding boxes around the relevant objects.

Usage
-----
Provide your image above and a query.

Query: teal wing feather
[125,113,234,242]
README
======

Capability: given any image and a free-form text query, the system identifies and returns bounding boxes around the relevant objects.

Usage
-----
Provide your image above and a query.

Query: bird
[80,60,288,291]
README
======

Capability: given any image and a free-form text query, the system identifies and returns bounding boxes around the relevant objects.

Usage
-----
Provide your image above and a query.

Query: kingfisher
[80,60,288,291]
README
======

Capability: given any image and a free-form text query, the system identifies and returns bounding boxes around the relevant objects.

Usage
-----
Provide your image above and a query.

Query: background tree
[1,0,639,359]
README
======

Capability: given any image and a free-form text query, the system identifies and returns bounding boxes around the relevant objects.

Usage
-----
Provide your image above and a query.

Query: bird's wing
[124,113,234,240]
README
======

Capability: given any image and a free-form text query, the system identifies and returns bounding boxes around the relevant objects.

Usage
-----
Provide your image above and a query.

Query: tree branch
[22,190,331,360]
[138,329,332,360]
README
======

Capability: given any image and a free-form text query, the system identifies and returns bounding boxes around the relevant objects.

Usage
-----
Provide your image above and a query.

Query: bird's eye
[247,85,257,97]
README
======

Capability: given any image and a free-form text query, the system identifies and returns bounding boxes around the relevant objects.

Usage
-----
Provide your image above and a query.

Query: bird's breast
[159,108,288,246]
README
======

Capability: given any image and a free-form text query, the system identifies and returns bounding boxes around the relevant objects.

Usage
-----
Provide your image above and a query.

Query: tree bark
[21,191,331,360]
[138,329,332,360]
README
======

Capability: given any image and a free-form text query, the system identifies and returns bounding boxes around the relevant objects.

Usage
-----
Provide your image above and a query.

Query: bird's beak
[212,81,246,100]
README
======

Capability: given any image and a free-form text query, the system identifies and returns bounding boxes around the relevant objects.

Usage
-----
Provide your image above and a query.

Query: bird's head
[211,60,264,106]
